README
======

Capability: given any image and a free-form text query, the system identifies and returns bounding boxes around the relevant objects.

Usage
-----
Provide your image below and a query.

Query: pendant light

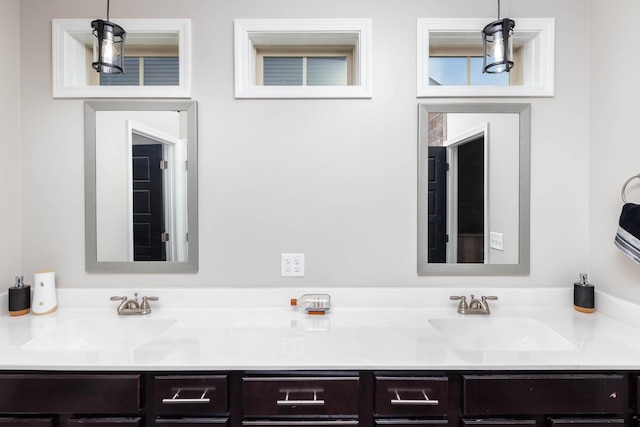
[91,0,126,74]
[482,0,515,74]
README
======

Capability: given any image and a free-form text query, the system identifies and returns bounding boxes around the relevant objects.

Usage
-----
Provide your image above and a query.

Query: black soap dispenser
[8,276,31,316]
[574,273,595,313]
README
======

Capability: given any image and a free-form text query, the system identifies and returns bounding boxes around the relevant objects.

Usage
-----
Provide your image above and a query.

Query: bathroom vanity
[0,288,638,427]
[0,370,632,427]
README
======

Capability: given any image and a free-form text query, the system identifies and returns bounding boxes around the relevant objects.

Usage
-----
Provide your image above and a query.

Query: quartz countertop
[0,287,638,371]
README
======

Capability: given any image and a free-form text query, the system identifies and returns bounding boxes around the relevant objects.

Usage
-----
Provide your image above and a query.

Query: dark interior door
[132,142,166,261]
[428,146,447,263]
[457,136,484,263]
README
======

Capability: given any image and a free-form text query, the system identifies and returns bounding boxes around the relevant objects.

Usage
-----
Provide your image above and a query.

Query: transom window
[417,18,555,97]
[256,46,353,86]
[52,19,191,98]
[234,19,372,98]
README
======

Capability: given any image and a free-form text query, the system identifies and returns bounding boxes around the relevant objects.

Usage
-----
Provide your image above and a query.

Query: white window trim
[52,19,191,98]
[234,19,372,99]
[417,18,555,97]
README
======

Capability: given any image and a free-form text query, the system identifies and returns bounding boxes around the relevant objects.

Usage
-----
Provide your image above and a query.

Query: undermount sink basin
[22,317,176,351]
[428,317,576,351]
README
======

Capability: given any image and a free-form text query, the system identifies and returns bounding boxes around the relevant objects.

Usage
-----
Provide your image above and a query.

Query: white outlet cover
[490,232,504,251]
[281,253,305,277]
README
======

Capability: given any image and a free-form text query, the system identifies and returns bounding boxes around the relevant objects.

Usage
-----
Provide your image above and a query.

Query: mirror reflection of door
[132,141,166,261]
[455,137,484,263]
[428,147,447,263]
[427,112,488,264]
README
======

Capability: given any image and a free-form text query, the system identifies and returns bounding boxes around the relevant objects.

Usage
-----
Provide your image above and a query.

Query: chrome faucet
[110,293,158,315]
[450,294,498,315]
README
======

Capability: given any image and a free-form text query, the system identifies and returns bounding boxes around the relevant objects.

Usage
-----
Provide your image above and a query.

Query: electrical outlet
[281,253,305,277]
[490,232,504,251]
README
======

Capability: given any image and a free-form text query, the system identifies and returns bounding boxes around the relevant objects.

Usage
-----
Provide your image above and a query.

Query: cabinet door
[0,419,52,427]
[243,377,359,418]
[375,376,448,417]
[155,375,228,416]
[0,374,140,414]
[463,375,625,415]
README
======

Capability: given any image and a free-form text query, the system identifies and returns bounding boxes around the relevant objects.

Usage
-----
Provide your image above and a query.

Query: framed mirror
[418,103,530,275]
[85,100,198,273]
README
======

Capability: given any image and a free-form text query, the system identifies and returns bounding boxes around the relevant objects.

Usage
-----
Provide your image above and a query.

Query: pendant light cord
[106,0,110,22]
[497,0,501,20]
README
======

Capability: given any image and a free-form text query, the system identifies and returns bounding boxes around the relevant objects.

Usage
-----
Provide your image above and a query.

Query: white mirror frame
[52,19,191,98]
[417,18,555,97]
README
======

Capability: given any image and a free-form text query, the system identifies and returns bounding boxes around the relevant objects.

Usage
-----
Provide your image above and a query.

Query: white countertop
[0,287,639,371]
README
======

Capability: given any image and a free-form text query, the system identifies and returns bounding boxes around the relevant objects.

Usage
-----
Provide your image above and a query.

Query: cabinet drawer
[68,418,142,426]
[375,376,448,417]
[0,419,52,427]
[463,375,625,415]
[243,377,359,418]
[462,420,536,427]
[549,418,625,427]
[0,374,140,414]
[376,420,448,426]
[243,422,358,426]
[155,419,228,426]
[155,375,228,416]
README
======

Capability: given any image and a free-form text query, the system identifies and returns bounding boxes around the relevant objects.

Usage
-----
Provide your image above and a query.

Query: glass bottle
[290,293,330,314]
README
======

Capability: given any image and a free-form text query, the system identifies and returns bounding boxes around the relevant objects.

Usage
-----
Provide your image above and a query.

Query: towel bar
[621,174,640,203]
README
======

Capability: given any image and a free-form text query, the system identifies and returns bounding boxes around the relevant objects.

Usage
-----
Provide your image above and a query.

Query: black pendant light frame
[482,0,515,74]
[91,0,127,74]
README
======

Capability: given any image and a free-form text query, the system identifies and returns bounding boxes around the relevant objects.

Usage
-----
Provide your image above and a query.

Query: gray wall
[589,0,640,302]
[14,1,594,292]
[0,0,21,285]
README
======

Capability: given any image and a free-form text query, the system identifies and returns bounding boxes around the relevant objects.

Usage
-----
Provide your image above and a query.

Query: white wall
[589,0,640,303]
[0,0,21,286]
[17,0,591,290]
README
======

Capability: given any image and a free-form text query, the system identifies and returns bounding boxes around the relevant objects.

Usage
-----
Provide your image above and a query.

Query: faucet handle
[482,296,498,301]
[110,296,126,301]
[450,295,468,308]
[140,296,158,310]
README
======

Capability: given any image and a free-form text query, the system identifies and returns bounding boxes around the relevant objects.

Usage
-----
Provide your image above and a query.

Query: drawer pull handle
[391,390,439,406]
[162,388,211,404]
[277,390,325,406]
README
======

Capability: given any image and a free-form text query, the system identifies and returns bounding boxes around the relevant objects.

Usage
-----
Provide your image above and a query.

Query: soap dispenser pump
[574,273,595,313]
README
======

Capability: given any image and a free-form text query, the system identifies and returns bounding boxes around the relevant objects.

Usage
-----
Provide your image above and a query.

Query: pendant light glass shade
[91,1,126,74]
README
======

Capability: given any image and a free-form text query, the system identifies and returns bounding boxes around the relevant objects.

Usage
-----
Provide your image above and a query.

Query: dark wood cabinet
[242,375,359,423]
[0,374,141,414]
[0,419,53,427]
[0,370,636,427]
[67,419,142,426]
[155,375,228,416]
[462,420,536,427]
[374,376,449,418]
[463,374,626,416]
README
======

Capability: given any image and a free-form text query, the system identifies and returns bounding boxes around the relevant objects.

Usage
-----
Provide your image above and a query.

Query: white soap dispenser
[32,270,57,315]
